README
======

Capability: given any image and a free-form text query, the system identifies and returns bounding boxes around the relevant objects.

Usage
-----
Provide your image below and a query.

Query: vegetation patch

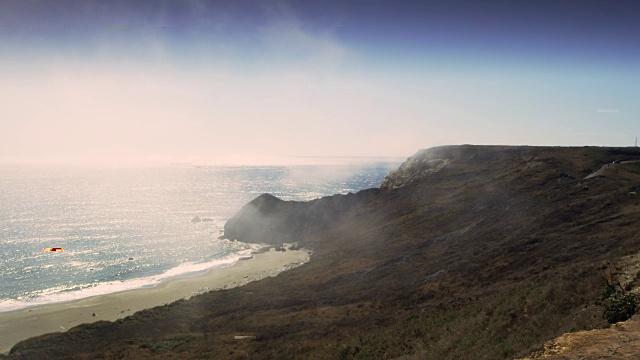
[621,162,640,175]
[139,336,194,353]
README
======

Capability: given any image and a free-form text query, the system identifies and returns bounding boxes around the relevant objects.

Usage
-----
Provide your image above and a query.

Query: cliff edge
[380,148,450,190]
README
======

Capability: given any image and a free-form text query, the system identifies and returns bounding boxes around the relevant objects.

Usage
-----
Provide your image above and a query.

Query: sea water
[0,163,398,312]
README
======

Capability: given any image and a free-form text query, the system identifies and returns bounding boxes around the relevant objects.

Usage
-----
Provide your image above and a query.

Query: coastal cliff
[6,145,640,360]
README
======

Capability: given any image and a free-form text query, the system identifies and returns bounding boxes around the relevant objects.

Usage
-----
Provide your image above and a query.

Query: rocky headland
[4,145,640,359]
[223,191,377,247]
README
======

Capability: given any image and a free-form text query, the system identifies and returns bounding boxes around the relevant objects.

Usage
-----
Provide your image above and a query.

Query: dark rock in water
[202,218,213,222]
[275,245,286,252]
[191,216,202,223]
[92,313,96,317]
[128,258,134,261]
[223,190,379,246]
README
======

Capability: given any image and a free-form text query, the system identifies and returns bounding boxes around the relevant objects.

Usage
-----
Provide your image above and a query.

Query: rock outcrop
[381,150,449,190]
[523,316,640,359]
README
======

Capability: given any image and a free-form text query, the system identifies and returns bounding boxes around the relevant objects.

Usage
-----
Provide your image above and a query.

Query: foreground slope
[523,315,640,359]
[4,145,640,359]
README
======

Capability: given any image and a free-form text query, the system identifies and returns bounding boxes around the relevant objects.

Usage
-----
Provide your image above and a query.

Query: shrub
[603,292,638,324]
[602,283,617,299]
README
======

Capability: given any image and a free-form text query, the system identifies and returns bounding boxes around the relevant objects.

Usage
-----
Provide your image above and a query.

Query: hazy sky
[1,0,639,166]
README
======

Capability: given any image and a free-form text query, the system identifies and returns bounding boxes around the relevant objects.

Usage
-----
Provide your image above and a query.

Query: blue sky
[1,0,639,166]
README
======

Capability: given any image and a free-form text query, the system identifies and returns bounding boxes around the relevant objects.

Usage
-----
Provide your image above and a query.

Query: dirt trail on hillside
[584,163,615,179]
[584,160,640,180]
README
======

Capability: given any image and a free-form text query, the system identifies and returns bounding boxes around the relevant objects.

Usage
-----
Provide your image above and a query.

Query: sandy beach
[0,248,310,354]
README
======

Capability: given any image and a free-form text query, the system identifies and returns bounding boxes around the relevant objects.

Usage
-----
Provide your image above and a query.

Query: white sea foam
[0,252,248,312]
[66,261,89,268]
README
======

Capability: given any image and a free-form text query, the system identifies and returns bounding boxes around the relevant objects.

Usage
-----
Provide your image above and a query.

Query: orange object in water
[43,247,64,252]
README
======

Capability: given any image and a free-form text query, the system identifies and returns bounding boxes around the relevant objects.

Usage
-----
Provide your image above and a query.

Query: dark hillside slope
[5,145,640,359]
[224,190,379,246]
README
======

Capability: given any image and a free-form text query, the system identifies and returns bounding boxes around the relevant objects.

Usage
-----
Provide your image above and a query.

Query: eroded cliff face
[380,151,449,190]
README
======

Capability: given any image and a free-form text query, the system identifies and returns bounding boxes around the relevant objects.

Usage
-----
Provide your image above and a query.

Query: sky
[1,0,639,166]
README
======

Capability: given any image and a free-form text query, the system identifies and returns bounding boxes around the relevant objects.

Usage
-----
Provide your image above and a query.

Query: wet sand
[0,248,310,354]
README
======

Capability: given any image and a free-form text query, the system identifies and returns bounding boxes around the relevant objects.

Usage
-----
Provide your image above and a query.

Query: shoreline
[0,248,310,355]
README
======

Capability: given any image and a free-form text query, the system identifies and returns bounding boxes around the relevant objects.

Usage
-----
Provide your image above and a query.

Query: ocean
[0,163,398,312]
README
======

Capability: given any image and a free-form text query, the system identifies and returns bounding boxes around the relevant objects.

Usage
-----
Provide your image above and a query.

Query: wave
[0,249,254,313]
